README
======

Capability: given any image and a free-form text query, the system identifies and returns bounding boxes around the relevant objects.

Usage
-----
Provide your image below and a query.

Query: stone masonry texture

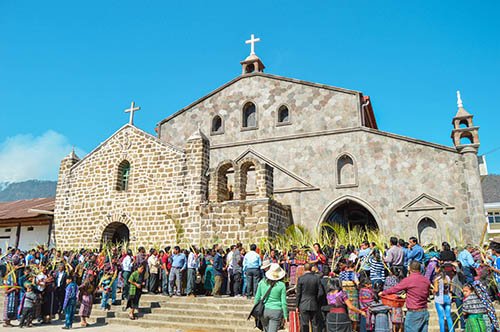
[54,71,485,249]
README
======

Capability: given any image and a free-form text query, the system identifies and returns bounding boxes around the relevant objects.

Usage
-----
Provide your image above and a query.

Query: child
[359,278,375,332]
[384,267,404,332]
[462,284,488,332]
[100,273,113,310]
[19,283,37,328]
[463,282,500,332]
[62,275,78,329]
[339,261,360,329]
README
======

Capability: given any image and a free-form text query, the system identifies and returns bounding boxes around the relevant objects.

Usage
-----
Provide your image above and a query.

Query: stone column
[460,146,486,242]
[184,129,210,245]
[54,151,80,250]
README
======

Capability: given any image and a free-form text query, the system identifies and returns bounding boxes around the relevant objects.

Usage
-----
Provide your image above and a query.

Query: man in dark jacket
[213,249,224,296]
[296,263,324,332]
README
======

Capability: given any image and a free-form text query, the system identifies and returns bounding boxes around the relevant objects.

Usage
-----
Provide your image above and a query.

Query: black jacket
[296,272,324,311]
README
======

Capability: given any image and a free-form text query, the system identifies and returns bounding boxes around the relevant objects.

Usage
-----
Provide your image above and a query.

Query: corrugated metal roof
[482,175,500,204]
[0,197,55,220]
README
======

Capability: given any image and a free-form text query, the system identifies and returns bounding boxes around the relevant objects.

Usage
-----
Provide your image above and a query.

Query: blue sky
[1,1,499,181]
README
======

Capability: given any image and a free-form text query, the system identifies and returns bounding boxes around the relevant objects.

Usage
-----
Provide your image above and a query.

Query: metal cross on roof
[245,34,261,55]
[124,101,141,125]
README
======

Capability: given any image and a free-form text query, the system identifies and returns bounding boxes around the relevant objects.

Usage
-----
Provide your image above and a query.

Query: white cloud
[0,131,83,182]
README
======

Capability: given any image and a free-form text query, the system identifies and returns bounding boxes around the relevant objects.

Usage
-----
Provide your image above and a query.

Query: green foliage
[266,223,389,253]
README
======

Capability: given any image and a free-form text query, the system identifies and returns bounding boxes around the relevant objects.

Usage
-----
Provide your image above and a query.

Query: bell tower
[451,91,480,152]
[451,90,485,242]
[241,34,265,75]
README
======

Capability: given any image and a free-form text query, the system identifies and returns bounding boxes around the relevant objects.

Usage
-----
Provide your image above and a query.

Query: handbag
[247,283,275,330]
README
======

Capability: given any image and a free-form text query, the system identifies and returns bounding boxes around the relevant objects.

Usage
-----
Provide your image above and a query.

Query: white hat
[265,263,286,281]
[261,259,272,270]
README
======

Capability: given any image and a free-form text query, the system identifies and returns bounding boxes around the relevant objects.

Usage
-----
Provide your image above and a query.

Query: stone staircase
[2,289,499,331]
[107,295,264,332]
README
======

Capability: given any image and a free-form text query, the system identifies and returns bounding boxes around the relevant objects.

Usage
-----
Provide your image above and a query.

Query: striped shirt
[369,257,386,283]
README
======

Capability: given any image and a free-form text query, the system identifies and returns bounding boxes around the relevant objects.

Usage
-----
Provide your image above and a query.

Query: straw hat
[261,259,272,270]
[265,263,286,281]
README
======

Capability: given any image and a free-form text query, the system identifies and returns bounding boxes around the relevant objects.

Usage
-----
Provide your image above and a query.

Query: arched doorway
[323,199,378,230]
[102,222,130,245]
[417,217,437,244]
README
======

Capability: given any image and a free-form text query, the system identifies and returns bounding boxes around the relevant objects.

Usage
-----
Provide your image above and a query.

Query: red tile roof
[0,197,55,220]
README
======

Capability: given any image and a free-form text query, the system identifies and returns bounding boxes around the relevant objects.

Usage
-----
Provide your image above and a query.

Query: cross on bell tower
[240,34,265,75]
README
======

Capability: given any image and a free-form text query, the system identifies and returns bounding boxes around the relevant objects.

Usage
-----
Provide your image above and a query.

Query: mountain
[0,180,57,202]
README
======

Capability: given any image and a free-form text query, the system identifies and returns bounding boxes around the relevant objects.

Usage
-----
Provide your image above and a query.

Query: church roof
[454,107,472,119]
[157,72,362,127]
[482,174,500,204]
[70,124,184,171]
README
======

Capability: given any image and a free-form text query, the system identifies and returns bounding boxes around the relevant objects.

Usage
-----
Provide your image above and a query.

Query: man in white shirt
[186,247,200,297]
[121,249,134,301]
[148,249,160,294]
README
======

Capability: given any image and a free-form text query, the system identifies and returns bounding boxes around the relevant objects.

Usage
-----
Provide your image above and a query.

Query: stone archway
[102,222,130,244]
[95,213,136,247]
[320,196,380,231]
[417,217,437,244]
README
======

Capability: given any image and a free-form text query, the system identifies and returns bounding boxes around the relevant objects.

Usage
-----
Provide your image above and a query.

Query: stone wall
[54,125,290,250]
[54,125,186,250]
[55,71,486,247]
[209,128,483,243]
[158,73,361,148]
[199,198,292,247]
[154,71,485,243]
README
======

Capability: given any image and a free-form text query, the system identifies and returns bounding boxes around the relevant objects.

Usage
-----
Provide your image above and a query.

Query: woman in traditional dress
[2,272,19,327]
[308,243,327,274]
[41,267,57,324]
[383,267,404,332]
[338,261,360,331]
[463,284,488,332]
[78,272,96,327]
[126,263,145,320]
[462,282,500,332]
[203,249,215,296]
[324,278,366,332]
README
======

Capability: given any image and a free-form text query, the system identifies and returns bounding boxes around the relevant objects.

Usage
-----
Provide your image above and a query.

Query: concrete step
[148,306,249,319]
[140,294,254,304]
[113,311,255,326]
[108,317,285,332]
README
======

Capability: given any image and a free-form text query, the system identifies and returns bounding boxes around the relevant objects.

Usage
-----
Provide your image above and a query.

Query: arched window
[277,105,290,124]
[337,154,357,187]
[117,160,131,191]
[460,132,473,145]
[240,160,257,200]
[459,119,469,129]
[245,63,255,74]
[417,217,437,244]
[215,161,236,202]
[211,115,223,134]
[242,102,257,128]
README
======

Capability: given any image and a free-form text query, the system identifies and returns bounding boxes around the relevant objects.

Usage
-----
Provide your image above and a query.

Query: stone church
[54,37,486,249]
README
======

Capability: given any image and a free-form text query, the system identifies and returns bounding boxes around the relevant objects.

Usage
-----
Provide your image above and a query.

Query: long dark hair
[435,263,449,286]
[327,278,342,293]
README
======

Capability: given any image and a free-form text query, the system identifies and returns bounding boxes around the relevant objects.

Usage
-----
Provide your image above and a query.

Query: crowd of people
[0,236,499,332]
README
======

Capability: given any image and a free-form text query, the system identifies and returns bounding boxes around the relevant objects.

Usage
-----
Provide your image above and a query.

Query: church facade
[54,47,486,250]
